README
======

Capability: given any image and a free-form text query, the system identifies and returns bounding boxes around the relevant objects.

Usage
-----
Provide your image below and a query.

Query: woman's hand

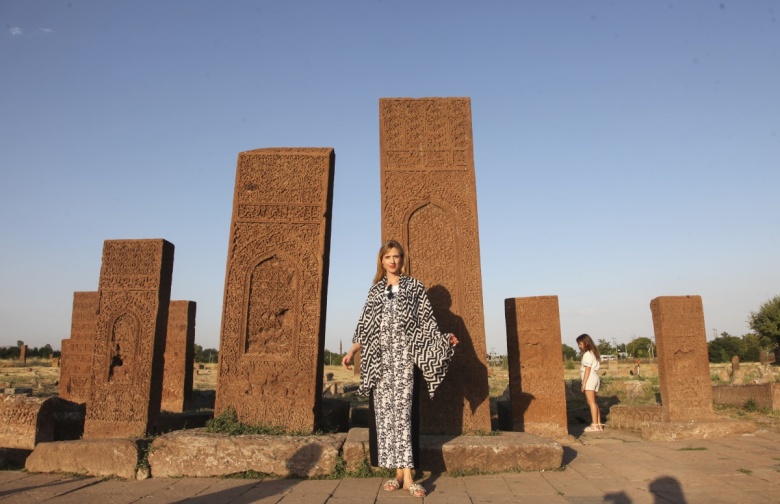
[342,351,353,370]
[448,333,459,347]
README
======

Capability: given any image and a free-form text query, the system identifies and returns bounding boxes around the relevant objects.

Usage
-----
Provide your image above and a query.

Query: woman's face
[577,340,586,351]
[382,247,402,276]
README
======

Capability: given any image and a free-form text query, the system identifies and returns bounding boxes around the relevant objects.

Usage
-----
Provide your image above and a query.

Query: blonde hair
[576,333,601,361]
[372,240,407,284]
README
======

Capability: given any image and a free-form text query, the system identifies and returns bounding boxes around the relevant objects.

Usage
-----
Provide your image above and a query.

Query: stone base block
[343,428,563,474]
[639,419,758,441]
[147,429,346,478]
[25,439,143,479]
[0,395,84,450]
[607,404,665,430]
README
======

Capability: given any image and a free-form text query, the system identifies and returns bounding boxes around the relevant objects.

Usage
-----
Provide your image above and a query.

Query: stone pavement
[2,426,780,503]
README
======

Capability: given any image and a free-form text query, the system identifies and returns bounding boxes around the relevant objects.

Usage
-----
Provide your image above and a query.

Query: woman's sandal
[584,424,603,432]
[407,483,426,497]
[383,478,400,491]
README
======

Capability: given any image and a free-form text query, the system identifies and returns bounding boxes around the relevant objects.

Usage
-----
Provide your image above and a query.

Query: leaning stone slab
[148,429,346,478]
[25,439,143,479]
[640,419,758,442]
[343,428,562,473]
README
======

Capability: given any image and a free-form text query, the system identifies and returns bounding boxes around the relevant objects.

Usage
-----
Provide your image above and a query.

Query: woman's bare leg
[585,390,601,427]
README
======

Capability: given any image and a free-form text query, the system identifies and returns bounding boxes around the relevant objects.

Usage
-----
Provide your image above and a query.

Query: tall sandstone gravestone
[59,291,99,404]
[379,97,491,434]
[215,147,335,433]
[504,296,568,438]
[161,300,196,413]
[83,239,174,438]
[650,295,715,421]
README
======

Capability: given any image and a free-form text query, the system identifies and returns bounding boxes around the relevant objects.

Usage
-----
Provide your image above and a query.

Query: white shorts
[584,372,600,392]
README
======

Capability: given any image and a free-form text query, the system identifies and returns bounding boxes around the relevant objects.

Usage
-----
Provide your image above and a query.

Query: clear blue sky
[2,1,778,355]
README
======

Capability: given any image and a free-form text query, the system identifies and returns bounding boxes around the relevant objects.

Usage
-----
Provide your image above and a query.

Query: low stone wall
[712,383,780,411]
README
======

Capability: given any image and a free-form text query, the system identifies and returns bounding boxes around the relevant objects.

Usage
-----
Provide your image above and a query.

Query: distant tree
[41,344,53,359]
[200,348,219,364]
[626,337,653,358]
[748,295,780,359]
[16,340,24,348]
[323,349,343,366]
[741,333,762,362]
[707,332,745,363]
[597,338,614,356]
[562,343,578,361]
[193,344,203,362]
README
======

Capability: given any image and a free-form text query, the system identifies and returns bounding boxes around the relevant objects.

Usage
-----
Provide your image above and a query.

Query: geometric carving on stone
[650,295,716,422]
[215,148,335,433]
[379,97,491,435]
[161,300,196,413]
[504,296,568,438]
[83,239,174,439]
[59,291,99,404]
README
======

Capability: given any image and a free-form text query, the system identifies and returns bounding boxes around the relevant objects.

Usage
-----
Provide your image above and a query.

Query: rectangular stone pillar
[83,239,174,438]
[161,301,196,413]
[650,295,715,421]
[215,148,335,433]
[379,97,491,434]
[19,345,27,363]
[504,296,568,437]
[59,291,99,403]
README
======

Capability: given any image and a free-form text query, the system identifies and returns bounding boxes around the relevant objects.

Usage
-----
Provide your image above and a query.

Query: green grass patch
[737,468,753,475]
[223,470,270,479]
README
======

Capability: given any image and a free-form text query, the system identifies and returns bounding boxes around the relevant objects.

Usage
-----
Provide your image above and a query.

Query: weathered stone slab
[84,239,174,439]
[650,295,715,421]
[640,419,758,442]
[712,383,780,411]
[343,427,562,473]
[0,396,84,450]
[215,148,335,433]
[161,300,196,412]
[147,429,346,478]
[504,296,568,438]
[59,291,99,403]
[379,97,491,434]
[19,344,27,363]
[25,439,143,479]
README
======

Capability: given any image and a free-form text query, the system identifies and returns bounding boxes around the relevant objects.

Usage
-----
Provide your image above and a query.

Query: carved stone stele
[59,291,99,404]
[83,239,174,438]
[379,98,491,434]
[650,295,715,421]
[161,300,196,413]
[505,296,568,438]
[215,148,335,433]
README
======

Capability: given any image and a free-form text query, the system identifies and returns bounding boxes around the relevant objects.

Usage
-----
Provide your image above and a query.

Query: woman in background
[576,333,602,432]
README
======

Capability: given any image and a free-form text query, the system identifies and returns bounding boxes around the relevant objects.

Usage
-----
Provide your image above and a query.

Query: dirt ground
[3,358,778,432]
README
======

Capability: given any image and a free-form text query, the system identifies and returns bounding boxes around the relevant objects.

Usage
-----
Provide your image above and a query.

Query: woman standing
[576,333,603,432]
[342,240,458,498]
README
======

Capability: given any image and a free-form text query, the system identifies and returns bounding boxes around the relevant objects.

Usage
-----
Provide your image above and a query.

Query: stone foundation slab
[639,419,758,441]
[147,428,346,478]
[25,439,143,479]
[343,427,563,473]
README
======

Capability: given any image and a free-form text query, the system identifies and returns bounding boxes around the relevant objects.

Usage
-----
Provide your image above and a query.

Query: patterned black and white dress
[375,284,414,467]
[352,275,454,469]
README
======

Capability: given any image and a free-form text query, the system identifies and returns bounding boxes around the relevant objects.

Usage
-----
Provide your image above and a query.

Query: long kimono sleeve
[354,284,382,396]
[407,280,454,398]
